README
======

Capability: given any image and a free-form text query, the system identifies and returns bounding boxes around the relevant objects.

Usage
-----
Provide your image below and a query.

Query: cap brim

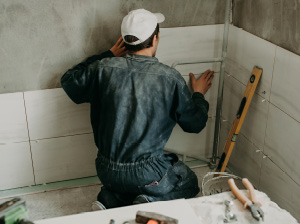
[154,13,165,23]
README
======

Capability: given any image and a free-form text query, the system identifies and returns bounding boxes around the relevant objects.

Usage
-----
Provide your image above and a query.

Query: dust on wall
[0,0,226,94]
[232,0,300,56]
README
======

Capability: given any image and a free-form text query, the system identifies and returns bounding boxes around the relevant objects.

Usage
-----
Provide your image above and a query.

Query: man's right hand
[110,37,129,57]
[189,70,214,95]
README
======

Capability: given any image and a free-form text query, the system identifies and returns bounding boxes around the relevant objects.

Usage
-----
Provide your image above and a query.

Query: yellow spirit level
[215,66,263,175]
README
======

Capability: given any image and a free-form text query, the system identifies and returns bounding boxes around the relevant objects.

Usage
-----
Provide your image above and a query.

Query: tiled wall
[0,93,35,190]
[0,89,98,191]
[221,25,300,220]
[156,25,223,159]
[0,25,223,191]
[0,22,298,221]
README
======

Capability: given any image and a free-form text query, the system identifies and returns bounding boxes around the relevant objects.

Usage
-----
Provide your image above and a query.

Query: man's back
[88,53,205,163]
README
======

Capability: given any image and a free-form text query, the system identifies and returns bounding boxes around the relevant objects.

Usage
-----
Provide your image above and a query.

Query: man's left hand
[110,37,129,57]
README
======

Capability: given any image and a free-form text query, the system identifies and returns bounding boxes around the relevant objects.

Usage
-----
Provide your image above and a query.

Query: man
[61,9,214,210]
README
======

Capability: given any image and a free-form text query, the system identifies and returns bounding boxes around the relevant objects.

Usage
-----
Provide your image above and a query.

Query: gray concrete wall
[0,0,226,94]
[232,0,300,56]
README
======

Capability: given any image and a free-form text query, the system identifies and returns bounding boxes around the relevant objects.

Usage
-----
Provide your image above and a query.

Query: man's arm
[175,70,214,133]
[61,37,128,104]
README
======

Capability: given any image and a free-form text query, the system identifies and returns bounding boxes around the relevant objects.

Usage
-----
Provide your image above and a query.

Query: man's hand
[110,37,129,57]
[189,70,214,95]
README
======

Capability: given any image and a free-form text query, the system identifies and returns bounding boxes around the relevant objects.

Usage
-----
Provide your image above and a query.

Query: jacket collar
[125,53,158,63]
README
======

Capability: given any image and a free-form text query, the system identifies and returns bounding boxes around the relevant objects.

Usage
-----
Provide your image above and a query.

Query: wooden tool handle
[228,178,252,208]
[147,221,159,224]
[136,211,178,224]
[242,178,262,207]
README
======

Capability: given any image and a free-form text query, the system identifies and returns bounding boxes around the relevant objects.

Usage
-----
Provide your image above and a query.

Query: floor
[0,166,212,221]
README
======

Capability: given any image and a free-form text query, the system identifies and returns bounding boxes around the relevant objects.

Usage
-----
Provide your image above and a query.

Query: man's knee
[97,186,123,209]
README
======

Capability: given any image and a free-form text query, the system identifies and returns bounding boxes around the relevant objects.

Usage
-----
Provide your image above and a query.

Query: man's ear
[151,34,157,47]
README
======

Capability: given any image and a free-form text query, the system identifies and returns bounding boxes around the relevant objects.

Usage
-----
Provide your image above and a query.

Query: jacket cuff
[192,92,205,99]
[192,92,209,112]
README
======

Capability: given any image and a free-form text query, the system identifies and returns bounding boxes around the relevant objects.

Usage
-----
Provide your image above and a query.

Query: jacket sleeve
[175,83,209,133]
[60,50,114,104]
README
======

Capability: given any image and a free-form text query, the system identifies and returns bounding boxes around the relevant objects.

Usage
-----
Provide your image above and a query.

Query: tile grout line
[22,92,36,185]
[30,132,94,142]
[224,71,266,99]
[262,46,278,155]
[269,101,300,124]
[0,176,101,200]
[258,46,278,189]
[265,155,300,188]
[268,46,278,102]
[258,100,270,190]
[0,140,33,145]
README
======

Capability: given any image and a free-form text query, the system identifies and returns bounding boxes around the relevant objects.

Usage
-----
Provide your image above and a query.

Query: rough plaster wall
[0,0,226,94]
[233,0,300,56]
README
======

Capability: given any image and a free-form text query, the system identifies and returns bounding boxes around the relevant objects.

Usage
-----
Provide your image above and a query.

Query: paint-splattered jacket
[61,51,209,163]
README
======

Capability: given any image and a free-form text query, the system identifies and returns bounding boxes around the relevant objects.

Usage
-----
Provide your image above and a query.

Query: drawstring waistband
[96,154,170,171]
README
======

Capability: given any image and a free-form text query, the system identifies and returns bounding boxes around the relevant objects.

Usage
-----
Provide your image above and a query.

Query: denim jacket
[61,51,209,163]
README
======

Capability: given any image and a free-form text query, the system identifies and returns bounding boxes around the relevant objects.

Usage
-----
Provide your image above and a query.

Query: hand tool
[215,66,263,176]
[108,219,115,224]
[0,198,34,224]
[135,211,178,224]
[228,178,264,221]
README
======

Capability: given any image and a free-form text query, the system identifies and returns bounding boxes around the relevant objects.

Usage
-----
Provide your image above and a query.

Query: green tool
[0,198,33,224]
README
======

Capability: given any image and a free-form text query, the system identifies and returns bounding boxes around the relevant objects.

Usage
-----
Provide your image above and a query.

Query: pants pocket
[138,167,179,196]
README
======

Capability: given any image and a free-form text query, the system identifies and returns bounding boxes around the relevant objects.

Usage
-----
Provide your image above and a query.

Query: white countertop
[35,190,298,224]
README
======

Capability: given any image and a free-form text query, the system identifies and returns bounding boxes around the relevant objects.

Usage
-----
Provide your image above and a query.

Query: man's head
[121,9,165,56]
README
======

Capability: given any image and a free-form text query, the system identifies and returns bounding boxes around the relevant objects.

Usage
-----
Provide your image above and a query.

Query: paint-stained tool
[215,66,263,175]
[0,198,34,224]
[135,211,178,224]
[108,219,115,224]
[228,178,264,221]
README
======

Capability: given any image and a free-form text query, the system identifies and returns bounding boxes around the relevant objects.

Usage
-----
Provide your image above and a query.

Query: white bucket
[201,172,245,196]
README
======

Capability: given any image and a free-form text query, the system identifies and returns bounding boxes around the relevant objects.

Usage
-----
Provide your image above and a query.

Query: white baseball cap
[121,9,165,45]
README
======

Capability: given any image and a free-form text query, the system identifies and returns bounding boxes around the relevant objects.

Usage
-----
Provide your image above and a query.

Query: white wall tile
[24,88,92,140]
[165,118,214,160]
[0,93,29,143]
[157,25,223,69]
[270,47,300,122]
[259,157,300,222]
[264,104,300,185]
[222,75,269,150]
[226,26,277,100]
[0,142,35,190]
[219,122,262,187]
[31,134,98,184]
